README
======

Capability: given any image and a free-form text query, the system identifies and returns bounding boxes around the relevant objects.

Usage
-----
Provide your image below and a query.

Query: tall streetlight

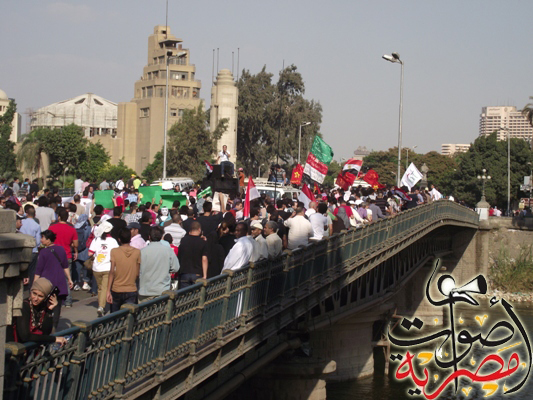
[163,50,187,179]
[405,145,417,169]
[298,122,311,164]
[383,52,404,187]
[500,127,511,215]
[528,162,533,208]
[477,169,491,201]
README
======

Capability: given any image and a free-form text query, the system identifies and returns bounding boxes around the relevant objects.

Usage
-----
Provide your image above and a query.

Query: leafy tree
[143,104,228,182]
[99,159,136,183]
[324,160,342,187]
[0,99,19,179]
[78,141,110,182]
[17,128,49,179]
[237,65,323,174]
[362,147,399,186]
[522,96,533,127]
[42,124,88,179]
[142,151,163,183]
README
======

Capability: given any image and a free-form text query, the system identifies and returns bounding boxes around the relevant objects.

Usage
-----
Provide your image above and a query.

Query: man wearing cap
[250,221,268,261]
[128,222,146,250]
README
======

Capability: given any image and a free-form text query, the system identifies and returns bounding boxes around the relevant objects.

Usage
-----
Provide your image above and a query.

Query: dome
[0,89,8,100]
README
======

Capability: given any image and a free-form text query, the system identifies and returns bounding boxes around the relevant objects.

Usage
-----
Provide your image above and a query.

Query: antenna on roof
[212,49,215,86]
[237,48,240,81]
[232,51,234,76]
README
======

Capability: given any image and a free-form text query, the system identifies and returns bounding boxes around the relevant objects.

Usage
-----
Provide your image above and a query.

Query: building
[30,93,117,137]
[115,25,203,173]
[353,146,370,161]
[210,69,238,161]
[0,89,22,143]
[441,143,470,156]
[479,106,533,142]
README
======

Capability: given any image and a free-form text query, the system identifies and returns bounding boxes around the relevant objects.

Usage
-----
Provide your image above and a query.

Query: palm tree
[522,96,533,127]
[17,128,47,179]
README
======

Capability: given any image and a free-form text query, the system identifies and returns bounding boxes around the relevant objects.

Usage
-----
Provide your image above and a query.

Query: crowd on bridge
[1,170,466,345]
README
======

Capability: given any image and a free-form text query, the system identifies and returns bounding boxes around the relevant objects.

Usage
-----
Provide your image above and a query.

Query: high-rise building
[479,106,533,142]
[30,93,117,137]
[114,25,203,173]
[210,69,238,162]
[441,143,470,156]
[0,89,22,143]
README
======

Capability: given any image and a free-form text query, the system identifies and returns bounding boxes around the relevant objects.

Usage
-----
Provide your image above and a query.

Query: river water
[328,301,533,400]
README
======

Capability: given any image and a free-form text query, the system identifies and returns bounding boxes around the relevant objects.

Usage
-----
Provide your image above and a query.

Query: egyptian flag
[298,183,316,209]
[343,159,363,176]
[303,136,334,184]
[392,186,410,202]
[244,176,260,218]
[204,160,213,175]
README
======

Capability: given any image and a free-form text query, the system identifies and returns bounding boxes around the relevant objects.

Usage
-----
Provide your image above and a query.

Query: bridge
[3,202,480,400]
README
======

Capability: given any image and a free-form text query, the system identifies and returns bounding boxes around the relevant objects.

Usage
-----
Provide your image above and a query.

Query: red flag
[314,182,320,194]
[298,184,316,209]
[362,169,385,189]
[336,171,356,190]
[291,164,304,185]
[244,176,260,218]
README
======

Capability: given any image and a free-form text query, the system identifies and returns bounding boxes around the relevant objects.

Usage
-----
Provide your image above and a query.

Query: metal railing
[3,201,479,400]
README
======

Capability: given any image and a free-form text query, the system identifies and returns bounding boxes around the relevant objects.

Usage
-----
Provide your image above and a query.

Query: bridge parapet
[3,201,479,400]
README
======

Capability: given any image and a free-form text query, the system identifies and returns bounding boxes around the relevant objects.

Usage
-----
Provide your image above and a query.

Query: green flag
[310,136,334,165]
[197,186,212,199]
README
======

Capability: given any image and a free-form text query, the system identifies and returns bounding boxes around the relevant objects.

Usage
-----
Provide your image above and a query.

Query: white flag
[401,163,423,190]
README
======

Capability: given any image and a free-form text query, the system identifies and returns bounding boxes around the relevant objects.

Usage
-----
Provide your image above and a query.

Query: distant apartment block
[479,106,533,142]
[441,143,470,156]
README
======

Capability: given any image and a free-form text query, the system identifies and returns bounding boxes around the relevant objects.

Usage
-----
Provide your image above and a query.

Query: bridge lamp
[298,122,311,165]
[477,169,491,201]
[382,52,404,186]
[163,50,187,179]
[406,145,417,169]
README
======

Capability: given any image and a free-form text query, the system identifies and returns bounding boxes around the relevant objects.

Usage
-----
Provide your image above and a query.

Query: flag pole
[274,60,285,201]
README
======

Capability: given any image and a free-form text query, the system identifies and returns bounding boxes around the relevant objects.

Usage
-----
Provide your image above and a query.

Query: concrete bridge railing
[3,201,479,400]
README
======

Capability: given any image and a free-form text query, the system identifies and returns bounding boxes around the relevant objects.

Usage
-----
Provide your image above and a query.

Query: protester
[177,221,208,288]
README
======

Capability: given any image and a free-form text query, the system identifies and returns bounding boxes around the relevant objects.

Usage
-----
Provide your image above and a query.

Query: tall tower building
[479,106,533,143]
[115,25,202,173]
[210,69,238,162]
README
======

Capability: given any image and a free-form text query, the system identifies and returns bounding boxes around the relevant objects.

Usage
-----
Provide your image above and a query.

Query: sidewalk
[56,289,103,331]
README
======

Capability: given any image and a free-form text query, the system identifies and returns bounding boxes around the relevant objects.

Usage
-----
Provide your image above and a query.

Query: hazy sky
[2,1,533,161]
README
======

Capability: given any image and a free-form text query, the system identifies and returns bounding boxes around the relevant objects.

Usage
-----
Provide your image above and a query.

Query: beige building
[210,69,238,162]
[0,89,22,143]
[30,93,117,137]
[441,143,471,156]
[114,25,203,173]
[479,106,533,142]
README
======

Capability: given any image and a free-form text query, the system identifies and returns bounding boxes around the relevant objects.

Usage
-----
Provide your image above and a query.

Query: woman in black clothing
[9,277,68,344]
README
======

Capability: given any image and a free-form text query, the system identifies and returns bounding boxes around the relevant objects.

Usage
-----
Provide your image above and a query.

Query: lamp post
[383,52,404,187]
[528,162,532,208]
[405,145,417,169]
[477,169,491,201]
[500,127,511,215]
[163,50,187,179]
[298,122,311,164]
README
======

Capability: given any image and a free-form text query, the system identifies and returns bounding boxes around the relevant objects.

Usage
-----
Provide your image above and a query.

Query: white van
[251,179,300,200]
[151,177,195,192]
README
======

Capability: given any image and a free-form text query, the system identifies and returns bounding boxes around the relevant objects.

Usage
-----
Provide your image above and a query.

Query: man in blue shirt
[20,205,41,287]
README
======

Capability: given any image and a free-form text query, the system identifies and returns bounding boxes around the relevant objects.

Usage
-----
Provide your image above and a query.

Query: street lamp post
[477,169,491,201]
[298,122,311,165]
[405,145,417,169]
[163,50,187,179]
[500,127,511,215]
[383,52,404,187]
[528,162,532,208]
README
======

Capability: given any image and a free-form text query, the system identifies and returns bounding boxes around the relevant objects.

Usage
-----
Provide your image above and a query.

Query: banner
[401,163,423,190]
[363,169,385,189]
[303,136,334,184]
[290,163,304,185]
[93,190,114,209]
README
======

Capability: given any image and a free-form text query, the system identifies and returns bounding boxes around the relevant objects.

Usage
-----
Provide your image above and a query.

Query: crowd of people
[2,171,460,344]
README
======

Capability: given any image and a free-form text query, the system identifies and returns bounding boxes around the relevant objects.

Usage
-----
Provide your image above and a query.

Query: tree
[100,159,136,183]
[42,124,88,179]
[143,104,228,182]
[362,147,400,186]
[78,141,110,182]
[0,99,19,179]
[237,65,323,174]
[17,128,49,179]
[521,96,533,127]
[142,151,163,183]
[324,160,342,187]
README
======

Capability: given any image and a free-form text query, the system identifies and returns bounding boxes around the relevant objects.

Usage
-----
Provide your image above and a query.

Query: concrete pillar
[476,197,490,222]
[0,210,35,400]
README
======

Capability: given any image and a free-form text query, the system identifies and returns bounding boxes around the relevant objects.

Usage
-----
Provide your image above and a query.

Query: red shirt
[334,204,353,218]
[49,222,78,260]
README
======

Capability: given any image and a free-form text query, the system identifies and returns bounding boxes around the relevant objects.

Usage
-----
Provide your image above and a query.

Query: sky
[1,0,533,161]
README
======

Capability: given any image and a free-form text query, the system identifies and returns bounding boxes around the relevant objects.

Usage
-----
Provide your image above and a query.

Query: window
[178,109,184,117]
[146,86,153,97]
[94,99,103,106]
[142,87,146,98]
[169,71,187,80]
[140,108,149,117]
[157,87,164,97]
[153,57,157,65]
[158,56,165,64]
[153,71,159,79]
[170,108,177,117]
[75,98,86,104]
[192,88,200,98]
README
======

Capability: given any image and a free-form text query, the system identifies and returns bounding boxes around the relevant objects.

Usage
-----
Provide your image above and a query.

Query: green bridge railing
[3,201,479,400]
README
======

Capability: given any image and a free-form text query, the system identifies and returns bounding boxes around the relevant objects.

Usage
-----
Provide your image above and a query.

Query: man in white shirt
[429,185,442,201]
[250,221,268,261]
[309,203,328,241]
[222,222,253,271]
[284,207,313,250]
[216,145,234,177]
[74,174,84,194]
[164,212,186,246]
[264,221,283,259]
[305,201,317,218]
